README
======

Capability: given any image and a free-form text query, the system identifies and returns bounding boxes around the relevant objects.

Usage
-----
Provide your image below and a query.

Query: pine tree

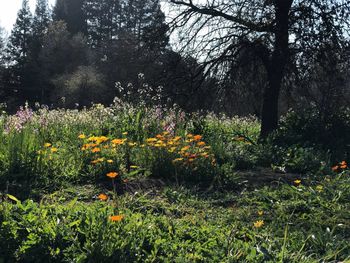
[6,0,32,67]
[0,26,6,103]
[5,0,33,104]
[33,0,50,40]
[29,0,51,103]
[53,0,86,35]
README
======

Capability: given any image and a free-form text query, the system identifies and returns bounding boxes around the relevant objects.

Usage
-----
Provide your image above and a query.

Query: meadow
[0,101,349,262]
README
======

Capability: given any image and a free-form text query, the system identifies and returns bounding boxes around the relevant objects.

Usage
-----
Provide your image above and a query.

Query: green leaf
[6,194,20,203]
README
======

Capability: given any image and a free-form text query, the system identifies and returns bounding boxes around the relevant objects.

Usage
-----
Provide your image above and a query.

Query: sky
[0,0,56,33]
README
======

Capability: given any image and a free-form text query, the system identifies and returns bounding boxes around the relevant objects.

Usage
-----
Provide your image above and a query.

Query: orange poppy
[91,147,101,153]
[340,161,347,169]
[106,172,119,179]
[193,135,202,141]
[332,165,339,171]
[109,215,124,222]
[98,193,108,201]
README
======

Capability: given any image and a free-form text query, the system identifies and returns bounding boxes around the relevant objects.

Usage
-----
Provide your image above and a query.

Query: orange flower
[197,141,206,146]
[340,161,347,169]
[111,139,126,145]
[98,193,108,201]
[332,165,339,171]
[193,135,202,141]
[109,215,124,222]
[180,146,190,152]
[106,172,119,179]
[91,147,101,153]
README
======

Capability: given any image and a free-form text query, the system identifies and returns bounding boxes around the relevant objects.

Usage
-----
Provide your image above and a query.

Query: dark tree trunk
[260,0,293,139]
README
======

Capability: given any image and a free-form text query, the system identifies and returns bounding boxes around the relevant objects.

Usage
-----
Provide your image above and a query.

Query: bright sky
[0,0,56,33]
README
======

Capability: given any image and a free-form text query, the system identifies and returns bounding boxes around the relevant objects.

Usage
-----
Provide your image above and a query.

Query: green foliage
[0,103,349,261]
[272,107,350,162]
[1,171,350,262]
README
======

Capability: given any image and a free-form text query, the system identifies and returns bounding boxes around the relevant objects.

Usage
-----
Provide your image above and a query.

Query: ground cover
[0,103,349,262]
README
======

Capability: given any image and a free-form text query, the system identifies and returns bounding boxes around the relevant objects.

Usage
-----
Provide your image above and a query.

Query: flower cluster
[145,132,215,167]
[4,105,34,133]
[37,142,59,159]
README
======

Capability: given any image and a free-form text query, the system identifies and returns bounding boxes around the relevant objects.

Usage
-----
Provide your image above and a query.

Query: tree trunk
[260,69,282,138]
[259,0,293,139]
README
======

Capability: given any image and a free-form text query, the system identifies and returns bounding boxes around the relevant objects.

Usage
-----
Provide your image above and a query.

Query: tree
[5,0,33,104]
[6,0,32,66]
[83,0,170,100]
[0,26,6,102]
[32,0,51,39]
[169,0,350,138]
[52,65,107,107]
[39,21,93,104]
[27,0,51,102]
[53,0,86,34]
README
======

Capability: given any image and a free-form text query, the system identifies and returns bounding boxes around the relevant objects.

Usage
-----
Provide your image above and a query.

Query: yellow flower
[181,146,190,152]
[109,215,124,222]
[91,159,99,164]
[200,152,209,158]
[146,138,157,143]
[316,185,323,192]
[44,143,52,147]
[294,179,301,186]
[78,134,86,139]
[50,147,58,153]
[168,147,177,153]
[172,158,184,164]
[106,172,119,179]
[253,220,264,228]
[98,193,108,201]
